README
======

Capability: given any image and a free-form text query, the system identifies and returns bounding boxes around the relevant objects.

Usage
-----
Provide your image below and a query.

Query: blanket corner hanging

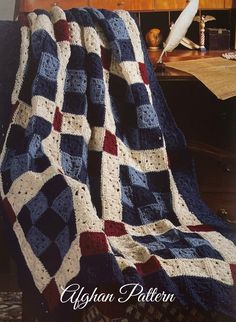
[0,6,236,321]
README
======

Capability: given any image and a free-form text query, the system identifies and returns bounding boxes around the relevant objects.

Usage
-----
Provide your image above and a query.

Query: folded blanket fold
[0,6,235,321]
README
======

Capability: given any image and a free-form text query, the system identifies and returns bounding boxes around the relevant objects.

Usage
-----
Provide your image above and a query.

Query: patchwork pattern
[0,7,235,321]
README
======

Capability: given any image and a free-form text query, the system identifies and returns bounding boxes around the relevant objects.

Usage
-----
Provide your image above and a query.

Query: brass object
[145,28,162,51]
[194,15,216,51]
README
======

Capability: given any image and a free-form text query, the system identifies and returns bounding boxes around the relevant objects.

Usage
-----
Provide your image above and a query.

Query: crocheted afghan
[0,6,235,322]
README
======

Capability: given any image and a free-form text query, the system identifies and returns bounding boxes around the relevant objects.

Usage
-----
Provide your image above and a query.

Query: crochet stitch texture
[0,6,235,321]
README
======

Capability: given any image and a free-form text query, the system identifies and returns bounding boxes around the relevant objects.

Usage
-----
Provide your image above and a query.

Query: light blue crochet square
[39,52,59,81]
[170,247,198,259]
[109,17,129,40]
[65,70,87,94]
[153,192,169,215]
[51,186,73,223]
[0,149,15,171]
[128,167,148,189]
[121,186,133,207]
[55,226,70,258]
[61,151,83,180]
[10,153,31,181]
[137,104,160,129]
[27,192,48,223]
[185,236,210,248]
[90,78,105,104]
[28,134,43,158]
[27,226,50,256]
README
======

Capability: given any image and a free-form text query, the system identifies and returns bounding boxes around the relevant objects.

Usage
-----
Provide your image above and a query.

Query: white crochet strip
[11,26,30,105]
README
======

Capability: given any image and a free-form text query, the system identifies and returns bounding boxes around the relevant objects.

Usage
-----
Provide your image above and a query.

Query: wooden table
[148,49,227,81]
[148,49,236,221]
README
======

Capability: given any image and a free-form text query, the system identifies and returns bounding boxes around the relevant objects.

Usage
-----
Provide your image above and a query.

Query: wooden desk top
[148,49,226,81]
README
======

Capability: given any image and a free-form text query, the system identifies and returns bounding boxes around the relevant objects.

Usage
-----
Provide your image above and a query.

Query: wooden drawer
[154,0,188,11]
[88,0,154,11]
[199,0,225,9]
[225,0,236,8]
[19,0,88,12]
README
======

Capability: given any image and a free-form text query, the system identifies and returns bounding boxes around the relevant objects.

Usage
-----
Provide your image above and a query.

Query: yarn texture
[0,7,236,321]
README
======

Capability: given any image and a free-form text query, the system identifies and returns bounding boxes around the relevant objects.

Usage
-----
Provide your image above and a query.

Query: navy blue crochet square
[17,206,33,236]
[88,102,105,127]
[138,203,166,224]
[41,175,68,206]
[1,170,13,195]
[31,155,50,173]
[122,204,142,226]
[65,69,87,94]
[132,186,157,208]
[32,75,56,101]
[108,17,129,40]
[40,242,62,276]
[38,52,59,81]
[26,116,51,140]
[146,170,170,193]
[90,78,105,104]
[109,74,132,101]
[87,53,103,79]
[68,45,86,70]
[111,96,137,128]
[131,83,150,106]
[63,92,88,115]
[60,134,87,158]
[137,104,160,129]
[6,124,27,153]
[111,39,135,62]
[36,208,66,240]
[139,128,163,150]
[31,29,57,60]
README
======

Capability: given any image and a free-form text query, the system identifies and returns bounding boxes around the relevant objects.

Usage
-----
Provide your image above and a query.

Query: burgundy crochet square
[19,14,29,27]
[2,198,16,226]
[42,279,60,312]
[230,264,236,284]
[139,62,149,85]
[135,256,161,276]
[187,225,215,232]
[103,130,117,156]
[80,231,108,256]
[53,107,63,132]
[54,20,69,42]
[101,46,112,70]
[104,220,127,237]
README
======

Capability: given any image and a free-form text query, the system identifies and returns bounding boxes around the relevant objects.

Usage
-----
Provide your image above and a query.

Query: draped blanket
[0,6,236,321]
